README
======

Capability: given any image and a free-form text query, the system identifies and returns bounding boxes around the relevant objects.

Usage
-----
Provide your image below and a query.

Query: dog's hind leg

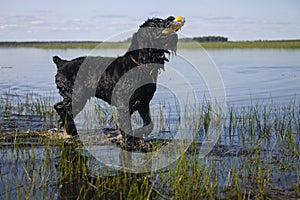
[54,98,78,136]
[54,101,65,129]
[64,106,78,136]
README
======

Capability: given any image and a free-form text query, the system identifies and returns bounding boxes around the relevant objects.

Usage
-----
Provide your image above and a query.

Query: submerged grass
[0,94,299,199]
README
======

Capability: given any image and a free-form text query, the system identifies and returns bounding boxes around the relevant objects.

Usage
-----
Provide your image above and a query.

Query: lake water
[0,47,299,106]
[0,47,299,199]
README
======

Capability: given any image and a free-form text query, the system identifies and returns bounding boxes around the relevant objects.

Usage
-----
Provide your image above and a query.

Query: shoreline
[0,40,300,49]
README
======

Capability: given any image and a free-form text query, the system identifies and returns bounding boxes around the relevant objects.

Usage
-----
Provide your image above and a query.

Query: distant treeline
[179,36,228,43]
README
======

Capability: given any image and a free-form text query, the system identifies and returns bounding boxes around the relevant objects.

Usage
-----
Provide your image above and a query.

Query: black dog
[53,16,185,140]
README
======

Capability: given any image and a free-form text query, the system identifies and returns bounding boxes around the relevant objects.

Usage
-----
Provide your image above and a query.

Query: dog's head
[127,16,185,56]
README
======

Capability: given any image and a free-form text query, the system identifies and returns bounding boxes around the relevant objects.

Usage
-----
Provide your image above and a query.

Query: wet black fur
[53,16,178,138]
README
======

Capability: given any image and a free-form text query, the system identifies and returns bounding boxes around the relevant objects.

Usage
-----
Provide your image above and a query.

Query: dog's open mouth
[162,16,185,35]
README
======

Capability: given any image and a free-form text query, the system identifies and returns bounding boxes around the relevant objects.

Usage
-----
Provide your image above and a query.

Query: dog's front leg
[117,107,136,143]
[135,104,153,138]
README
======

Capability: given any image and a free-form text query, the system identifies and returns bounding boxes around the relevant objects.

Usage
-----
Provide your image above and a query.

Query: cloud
[190,15,236,23]
[0,23,20,30]
[93,15,127,19]
[0,24,9,30]
[30,20,44,25]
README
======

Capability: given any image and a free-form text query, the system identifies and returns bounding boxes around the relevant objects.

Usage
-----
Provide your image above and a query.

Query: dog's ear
[166,16,175,23]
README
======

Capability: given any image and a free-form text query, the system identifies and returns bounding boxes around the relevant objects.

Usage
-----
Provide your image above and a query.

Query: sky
[0,0,299,41]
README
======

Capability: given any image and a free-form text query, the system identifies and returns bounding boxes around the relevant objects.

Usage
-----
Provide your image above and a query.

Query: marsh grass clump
[216,101,300,199]
[0,93,58,131]
[0,93,299,199]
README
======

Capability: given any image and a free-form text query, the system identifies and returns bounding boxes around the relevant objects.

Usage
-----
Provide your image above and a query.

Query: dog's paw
[48,128,58,134]
[48,127,75,140]
[60,128,74,139]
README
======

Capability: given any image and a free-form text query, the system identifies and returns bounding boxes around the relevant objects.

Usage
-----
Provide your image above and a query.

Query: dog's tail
[52,56,65,69]
[53,56,61,64]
